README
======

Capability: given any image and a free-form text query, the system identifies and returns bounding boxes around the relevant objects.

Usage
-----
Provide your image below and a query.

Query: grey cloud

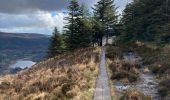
[0,13,44,28]
[0,0,130,14]
[0,11,66,34]
[115,0,132,10]
[0,0,69,13]
[0,0,131,34]
[0,0,98,14]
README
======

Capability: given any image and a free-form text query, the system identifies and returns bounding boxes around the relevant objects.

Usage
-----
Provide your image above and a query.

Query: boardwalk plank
[94,47,111,100]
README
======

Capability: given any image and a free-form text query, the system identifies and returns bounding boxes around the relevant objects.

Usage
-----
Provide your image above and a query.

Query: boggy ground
[106,41,170,100]
[0,47,101,100]
[121,41,170,99]
[106,46,141,84]
[106,44,153,100]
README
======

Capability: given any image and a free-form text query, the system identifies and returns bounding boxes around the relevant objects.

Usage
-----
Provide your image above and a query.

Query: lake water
[10,60,36,69]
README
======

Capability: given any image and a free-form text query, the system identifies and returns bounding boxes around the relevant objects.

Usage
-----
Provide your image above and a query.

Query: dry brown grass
[106,59,117,100]
[0,47,101,100]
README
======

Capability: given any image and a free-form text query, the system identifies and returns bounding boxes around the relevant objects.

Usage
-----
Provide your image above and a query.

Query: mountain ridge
[0,31,51,39]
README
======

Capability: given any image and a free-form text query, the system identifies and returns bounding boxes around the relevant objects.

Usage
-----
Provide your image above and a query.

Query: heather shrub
[120,89,151,100]
[159,79,170,97]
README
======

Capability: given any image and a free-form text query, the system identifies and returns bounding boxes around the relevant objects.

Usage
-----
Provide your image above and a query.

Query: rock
[121,78,129,83]
[10,67,22,74]
[136,40,144,46]
[148,82,155,85]
[158,64,162,67]
[143,67,150,73]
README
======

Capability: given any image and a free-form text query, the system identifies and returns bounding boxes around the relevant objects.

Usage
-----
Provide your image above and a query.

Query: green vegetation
[48,27,65,57]
[48,0,118,56]
[93,0,118,45]
[115,0,170,98]
[64,0,92,50]
[120,0,170,44]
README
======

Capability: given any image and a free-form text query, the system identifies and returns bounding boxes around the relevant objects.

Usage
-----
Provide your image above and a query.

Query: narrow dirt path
[94,47,111,100]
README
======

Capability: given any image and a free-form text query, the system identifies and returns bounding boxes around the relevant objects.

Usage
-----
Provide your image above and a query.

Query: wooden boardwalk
[94,47,111,100]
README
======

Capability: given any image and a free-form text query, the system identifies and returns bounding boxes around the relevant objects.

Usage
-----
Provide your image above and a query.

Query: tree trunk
[100,37,103,46]
[106,33,108,45]
[106,24,109,45]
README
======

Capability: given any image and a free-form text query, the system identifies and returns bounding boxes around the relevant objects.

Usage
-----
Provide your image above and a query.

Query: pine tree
[64,0,81,50]
[77,4,93,48]
[93,0,118,45]
[91,16,103,46]
[48,27,65,57]
[64,0,92,50]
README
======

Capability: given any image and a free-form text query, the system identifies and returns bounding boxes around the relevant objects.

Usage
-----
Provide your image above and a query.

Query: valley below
[0,32,50,75]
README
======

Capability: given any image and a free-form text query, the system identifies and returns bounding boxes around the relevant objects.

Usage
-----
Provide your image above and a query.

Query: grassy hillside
[0,47,101,100]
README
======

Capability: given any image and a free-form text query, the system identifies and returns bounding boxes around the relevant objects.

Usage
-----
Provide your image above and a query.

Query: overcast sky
[0,0,132,35]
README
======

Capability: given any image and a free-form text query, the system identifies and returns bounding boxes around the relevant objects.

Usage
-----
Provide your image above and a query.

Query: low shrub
[111,71,138,83]
[128,73,138,82]
[106,46,123,60]
[159,86,169,97]
[0,81,11,89]
[159,79,170,97]
[120,89,151,100]
[108,60,139,83]
[106,45,141,83]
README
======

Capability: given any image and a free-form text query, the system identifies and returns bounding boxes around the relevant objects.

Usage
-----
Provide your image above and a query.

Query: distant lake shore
[10,60,36,69]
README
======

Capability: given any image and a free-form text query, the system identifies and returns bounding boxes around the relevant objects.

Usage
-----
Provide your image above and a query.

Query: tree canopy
[48,27,65,57]
[93,0,118,45]
[121,0,170,43]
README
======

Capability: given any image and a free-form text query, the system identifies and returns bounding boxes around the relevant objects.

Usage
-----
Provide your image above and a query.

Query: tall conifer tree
[77,4,92,47]
[48,27,65,57]
[93,0,118,45]
[64,0,81,50]
[64,0,92,50]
